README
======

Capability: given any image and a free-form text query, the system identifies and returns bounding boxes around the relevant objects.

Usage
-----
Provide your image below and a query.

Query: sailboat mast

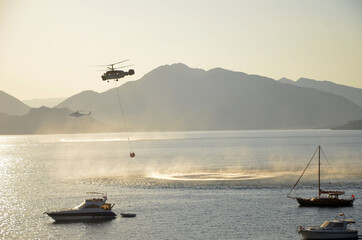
[318,145,321,197]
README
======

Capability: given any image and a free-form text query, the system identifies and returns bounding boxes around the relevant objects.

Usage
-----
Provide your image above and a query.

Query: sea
[0,130,361,240]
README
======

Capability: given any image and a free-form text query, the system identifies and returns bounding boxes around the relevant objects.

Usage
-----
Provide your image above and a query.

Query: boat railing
[320,190,344,195]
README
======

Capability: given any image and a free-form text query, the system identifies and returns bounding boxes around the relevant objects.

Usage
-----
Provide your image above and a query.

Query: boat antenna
[86,192,106,195]
[318,145,321,197]
[287,146,319,198]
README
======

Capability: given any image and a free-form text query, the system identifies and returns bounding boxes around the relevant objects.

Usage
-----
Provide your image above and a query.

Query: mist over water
[46,131,362,185]
[0,130,361,239]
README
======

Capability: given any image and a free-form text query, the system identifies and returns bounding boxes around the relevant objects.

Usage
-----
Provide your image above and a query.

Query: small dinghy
[121,213,136,218]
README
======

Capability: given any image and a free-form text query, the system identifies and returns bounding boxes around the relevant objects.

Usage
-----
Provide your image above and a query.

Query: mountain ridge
[0,90,30,115]
[278,77,362,107]
[0,106,111,134]
[2,63,362,134]
[56,63,362,131]
[22,97,66,108]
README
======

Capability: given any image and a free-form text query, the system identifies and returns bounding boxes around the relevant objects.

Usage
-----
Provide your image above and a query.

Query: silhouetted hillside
[0,106,111,134]
[332,119,362,130]
[22,97,66,108]
[278,78,362,107]
[57,63,362,131]
[0,90,30,115]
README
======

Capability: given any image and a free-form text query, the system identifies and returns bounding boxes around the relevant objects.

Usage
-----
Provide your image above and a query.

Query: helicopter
[69,110,92,117]
[97,60,135,82]
[96,59,136,159]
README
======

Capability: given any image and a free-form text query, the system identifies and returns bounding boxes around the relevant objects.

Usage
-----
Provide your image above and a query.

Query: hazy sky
[1,0,361,100]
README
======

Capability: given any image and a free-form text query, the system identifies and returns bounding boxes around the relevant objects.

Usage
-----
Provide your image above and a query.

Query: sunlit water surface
[0,130,361,239]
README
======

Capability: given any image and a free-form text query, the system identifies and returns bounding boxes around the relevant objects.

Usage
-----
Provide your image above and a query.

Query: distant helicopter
[69,110,92,117]
[96,60,135,82]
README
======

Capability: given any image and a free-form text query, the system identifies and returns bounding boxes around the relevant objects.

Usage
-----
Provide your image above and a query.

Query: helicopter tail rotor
[128,69,135,75]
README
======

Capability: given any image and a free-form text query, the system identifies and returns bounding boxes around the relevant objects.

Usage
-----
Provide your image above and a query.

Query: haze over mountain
[278,78,362,107]
[0,107,109,134]
[0,90,30,115]
[22,98,66,108]
[57,63,362,131]
[332,119,362,130]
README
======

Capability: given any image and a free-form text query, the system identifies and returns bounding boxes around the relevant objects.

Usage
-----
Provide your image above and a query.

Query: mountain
[0,107,110,134]
[22,98,66,108]
[278,77,295,85]
[332,119,362,130]
[0,90,30,115]
[278,77,362,107]
[57,63,362,131]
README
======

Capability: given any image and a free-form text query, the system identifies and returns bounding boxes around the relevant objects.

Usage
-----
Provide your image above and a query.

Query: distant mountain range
[332,119,362,130]
[0,107,110,134]
[278,77,362,107]
[57,63,362,131]
[1,63,362,134]
[0,90,30,115]
[22,97,66,108]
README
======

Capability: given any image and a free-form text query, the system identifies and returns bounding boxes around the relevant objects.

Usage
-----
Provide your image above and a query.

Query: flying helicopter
[95,59,136,159]
[96,60,135,82]
[69,110,92,117]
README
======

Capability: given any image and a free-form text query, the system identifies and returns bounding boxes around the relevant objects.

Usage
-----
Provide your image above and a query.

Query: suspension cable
[113,81,133,153]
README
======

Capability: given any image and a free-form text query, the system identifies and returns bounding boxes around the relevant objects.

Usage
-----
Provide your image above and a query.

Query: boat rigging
[287,145,355,207]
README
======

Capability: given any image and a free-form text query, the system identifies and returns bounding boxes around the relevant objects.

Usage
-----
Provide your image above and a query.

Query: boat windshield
[321,221,346,229]
[331,223,345,229]
[321,221,334,228]
[74,202,86,210]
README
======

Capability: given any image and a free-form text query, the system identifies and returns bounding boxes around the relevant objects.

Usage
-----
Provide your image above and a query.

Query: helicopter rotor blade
[90,59,130,67]
[90,64,111,67]
[113,64,134,70]
[113,59,129,65]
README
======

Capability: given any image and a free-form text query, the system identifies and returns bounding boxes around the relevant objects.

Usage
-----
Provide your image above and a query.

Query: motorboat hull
[46,211,116,222]
[300,229,358,239]
[297,198,354,207]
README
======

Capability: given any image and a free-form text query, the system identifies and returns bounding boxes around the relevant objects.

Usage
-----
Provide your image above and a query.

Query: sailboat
[287,146,355,207]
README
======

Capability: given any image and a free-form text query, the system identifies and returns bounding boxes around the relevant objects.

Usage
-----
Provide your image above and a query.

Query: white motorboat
[299,213,358,239]
[45,192,116,221]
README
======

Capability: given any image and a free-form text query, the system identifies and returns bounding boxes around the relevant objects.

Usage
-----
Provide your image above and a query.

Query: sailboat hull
[297,197,354,207]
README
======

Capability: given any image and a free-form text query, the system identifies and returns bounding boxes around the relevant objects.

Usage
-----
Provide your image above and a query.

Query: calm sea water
[0,130,361,239]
